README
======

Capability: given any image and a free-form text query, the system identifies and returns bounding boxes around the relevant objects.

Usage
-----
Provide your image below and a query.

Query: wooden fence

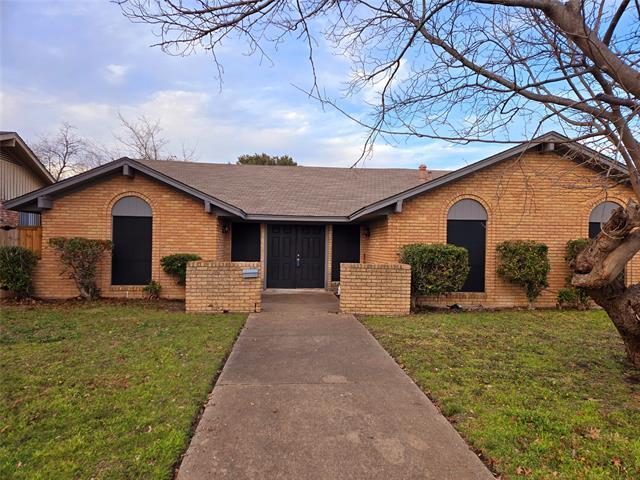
[0,226,42,257]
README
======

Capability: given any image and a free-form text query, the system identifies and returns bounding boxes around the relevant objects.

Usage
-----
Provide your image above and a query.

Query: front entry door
[267,225,325,288]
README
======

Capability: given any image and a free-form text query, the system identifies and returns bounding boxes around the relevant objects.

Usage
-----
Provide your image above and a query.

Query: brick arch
[437,193,492,241]
[104,190,161,247]
[105,191,158,221]
[581,196,626,236]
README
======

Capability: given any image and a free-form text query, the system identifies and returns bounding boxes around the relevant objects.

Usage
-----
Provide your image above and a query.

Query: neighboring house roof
[0,131,55,185]
[4,131,628,222]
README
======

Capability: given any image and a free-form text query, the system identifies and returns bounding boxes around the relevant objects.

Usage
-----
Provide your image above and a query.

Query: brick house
[4,131,635,308]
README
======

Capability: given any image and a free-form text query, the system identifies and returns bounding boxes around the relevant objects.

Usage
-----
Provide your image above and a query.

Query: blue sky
[0,0,506,169]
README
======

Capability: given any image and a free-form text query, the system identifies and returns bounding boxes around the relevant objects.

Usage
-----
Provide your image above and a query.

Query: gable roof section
[0,131,55,185]
[349,131,629,220]
[4,131,628,221]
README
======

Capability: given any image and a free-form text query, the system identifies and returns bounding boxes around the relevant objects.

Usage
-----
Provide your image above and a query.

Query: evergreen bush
[496,240,550,302]
[160,253,201,285]
[0,246,39,297]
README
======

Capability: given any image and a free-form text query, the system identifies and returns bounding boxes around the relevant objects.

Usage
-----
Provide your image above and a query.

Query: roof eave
[244,214,351,223]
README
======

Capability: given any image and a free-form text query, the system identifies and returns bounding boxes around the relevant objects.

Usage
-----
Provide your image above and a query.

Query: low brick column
[339,263,411,315]
[186,261,262,313]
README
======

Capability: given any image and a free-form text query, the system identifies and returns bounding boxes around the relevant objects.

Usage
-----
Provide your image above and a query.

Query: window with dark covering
[231,222,261,261]
[447,199,487,292]
[331,224,360,281]
[589,201,620,239]
[111,196,152,285]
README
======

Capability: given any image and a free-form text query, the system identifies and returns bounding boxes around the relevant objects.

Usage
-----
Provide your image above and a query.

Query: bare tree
[34,123,109,181]
[115,113,195,161]
[118,1,640,365]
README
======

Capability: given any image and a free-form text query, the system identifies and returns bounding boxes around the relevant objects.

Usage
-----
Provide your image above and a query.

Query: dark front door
[267,224,325,288]
[112,216,152,285]
[447,219,486,292]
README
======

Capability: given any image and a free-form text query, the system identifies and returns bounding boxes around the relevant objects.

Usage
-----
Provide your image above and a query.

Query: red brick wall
[0,202,19,227]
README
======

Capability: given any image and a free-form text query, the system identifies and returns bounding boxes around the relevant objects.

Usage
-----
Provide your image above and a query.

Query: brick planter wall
[186,261,262,313]
[339,263,410,316]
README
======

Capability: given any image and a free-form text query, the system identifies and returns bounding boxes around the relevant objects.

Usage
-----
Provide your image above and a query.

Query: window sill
[109,285,146,291]
[418,292,487,300]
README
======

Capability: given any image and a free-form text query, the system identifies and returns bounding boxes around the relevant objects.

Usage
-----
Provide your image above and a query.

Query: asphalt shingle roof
[136,160,449,217]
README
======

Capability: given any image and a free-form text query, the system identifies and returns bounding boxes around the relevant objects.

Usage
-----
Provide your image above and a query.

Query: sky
[0,0,506,170]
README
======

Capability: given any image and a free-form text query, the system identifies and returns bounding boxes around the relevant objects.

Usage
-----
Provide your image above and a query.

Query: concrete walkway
[177,292,493,479]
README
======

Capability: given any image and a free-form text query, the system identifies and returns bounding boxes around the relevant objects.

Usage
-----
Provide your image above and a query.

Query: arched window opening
[447,199,487,292]
[111,196,152,285]
[589,201,620,239]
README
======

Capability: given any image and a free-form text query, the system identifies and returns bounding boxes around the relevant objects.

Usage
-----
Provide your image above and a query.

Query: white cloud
[103,64,129,85]
[0,85,501,169]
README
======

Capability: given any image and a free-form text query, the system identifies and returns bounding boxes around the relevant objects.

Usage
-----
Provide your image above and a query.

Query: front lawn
[362,310,640,479]
[0,301,245,479]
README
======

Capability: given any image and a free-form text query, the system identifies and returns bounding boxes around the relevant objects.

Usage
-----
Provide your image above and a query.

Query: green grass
[361,310,640,479]
[0,301,246,479]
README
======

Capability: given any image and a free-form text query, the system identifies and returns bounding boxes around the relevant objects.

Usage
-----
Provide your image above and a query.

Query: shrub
[558,238,591,310]
[496,240,550,302]
[557,287,590,310]
[565,238,590,264]
[399,243,470,300]
[49,237,112,300]
[160,254,201,285]
[0,246,39,297]
[143,280,162,299]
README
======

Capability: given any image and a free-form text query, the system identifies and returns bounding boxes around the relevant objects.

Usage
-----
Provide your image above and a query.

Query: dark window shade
[447,219,486,292]
[111,216,152,285]
[231,223,261,261]
[331,224,360,281]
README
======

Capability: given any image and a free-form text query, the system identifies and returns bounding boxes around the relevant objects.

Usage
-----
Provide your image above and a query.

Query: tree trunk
[585,277,640,368]
[572,201,640,368]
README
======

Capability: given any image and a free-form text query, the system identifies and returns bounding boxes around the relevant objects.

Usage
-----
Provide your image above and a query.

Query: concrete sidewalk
[177,292,493,479]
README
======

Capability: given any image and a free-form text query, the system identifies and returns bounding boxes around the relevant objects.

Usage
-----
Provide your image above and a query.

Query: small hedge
[496,240,550,302]
[143,280,162,299]
[558,238,591,309]
[565,238,590,264]
[399,243,470,297]
[0,246,39,297]
[160,254,201,285]
[557,287,590,310]
[49,237,112,300]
